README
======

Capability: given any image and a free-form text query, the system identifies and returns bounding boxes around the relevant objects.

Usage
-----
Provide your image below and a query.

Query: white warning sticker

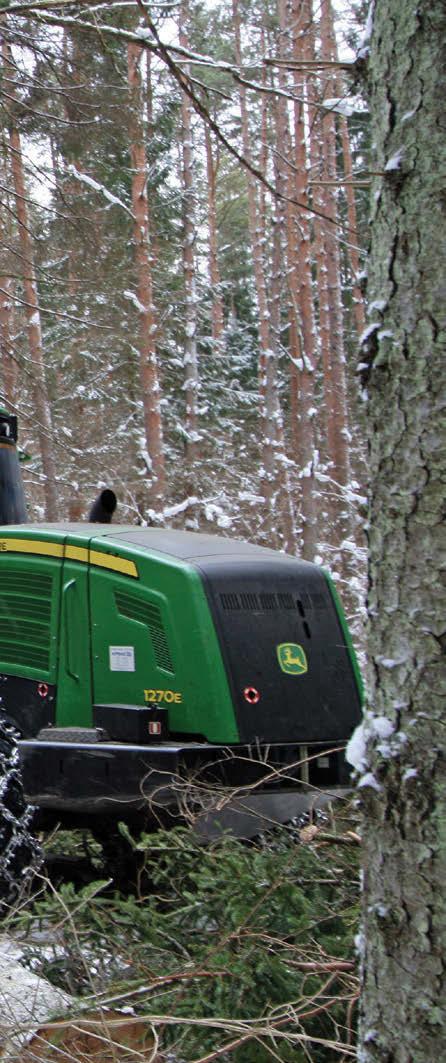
[109,646,135,672]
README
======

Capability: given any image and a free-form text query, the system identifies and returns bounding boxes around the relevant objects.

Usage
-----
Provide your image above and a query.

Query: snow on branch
[67,165,133,217]
[322,97,368,117]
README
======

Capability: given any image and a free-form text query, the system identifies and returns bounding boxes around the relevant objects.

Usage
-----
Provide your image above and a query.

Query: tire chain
[0,719,42,912]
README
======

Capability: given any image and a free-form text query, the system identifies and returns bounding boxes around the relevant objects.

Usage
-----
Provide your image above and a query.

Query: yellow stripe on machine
[89,549,138,578]
[65,545,89,564]
[0,537,64,559]
[0,536,138,578]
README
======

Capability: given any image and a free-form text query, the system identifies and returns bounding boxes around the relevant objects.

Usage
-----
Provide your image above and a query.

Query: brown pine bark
[127,39,165,511]
[0,273,16,403]
[302,0,353,563]
[0,139,17,402]
[179,0,200,475]
[290,0,319,558]
[337,110,366,339]
[204,127,224,353]
[306,12,332,450]
[318,0,351,501]
[233,0,295,550]
[272,0,317,557]
[259,28,296,554]
[269,107,297,555]
[2,39,59,519]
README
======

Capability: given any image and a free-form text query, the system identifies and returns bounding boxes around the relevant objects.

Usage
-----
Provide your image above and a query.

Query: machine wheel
[0,719,42,912]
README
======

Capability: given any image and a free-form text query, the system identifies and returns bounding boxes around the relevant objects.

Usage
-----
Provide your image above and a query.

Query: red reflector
[244,686,260,705]
[149,721,162,735]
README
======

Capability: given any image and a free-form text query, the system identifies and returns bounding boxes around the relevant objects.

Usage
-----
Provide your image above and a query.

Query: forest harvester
[0,407,363,841]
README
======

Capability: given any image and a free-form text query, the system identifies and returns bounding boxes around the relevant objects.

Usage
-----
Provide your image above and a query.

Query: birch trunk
[357,0,446,1057]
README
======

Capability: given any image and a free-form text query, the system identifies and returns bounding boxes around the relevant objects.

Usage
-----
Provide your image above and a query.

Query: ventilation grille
[0,570,53,671]
[219,589,316,637]
[115,591,174,674]
[220,591,315,613]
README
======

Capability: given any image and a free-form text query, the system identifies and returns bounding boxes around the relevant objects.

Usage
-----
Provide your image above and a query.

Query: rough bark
[356,1,446,1058]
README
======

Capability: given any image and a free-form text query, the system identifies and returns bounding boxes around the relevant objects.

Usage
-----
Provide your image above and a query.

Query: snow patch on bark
[346,722,368,771]
[359,322,380,346]
[123,290,148,314]
[385,149,404,171]
[357,1,375,59]
[358,772,382,792]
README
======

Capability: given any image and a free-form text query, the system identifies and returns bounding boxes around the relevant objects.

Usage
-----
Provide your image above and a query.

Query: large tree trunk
[355,0,446,1058]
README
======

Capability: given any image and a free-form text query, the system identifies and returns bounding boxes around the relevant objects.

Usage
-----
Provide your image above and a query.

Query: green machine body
[0,521,363,828]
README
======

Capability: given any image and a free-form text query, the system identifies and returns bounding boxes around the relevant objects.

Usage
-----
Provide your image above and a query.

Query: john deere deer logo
[277,643,308,675]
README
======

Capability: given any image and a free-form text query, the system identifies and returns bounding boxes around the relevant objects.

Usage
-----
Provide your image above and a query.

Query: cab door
[55,551,93,728]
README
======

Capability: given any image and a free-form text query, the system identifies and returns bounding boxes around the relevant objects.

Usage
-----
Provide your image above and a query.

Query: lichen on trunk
[358,0,446,1058]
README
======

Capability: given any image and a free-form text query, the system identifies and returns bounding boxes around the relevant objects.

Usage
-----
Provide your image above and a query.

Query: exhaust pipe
[0,407,28,525]
[88,488,117,523]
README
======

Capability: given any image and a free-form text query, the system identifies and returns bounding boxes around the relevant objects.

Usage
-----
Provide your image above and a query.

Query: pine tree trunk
[318,0,351,505]
[204,128,224,354]
[269,105,297,555]
[233,0,292,548]
[0,275,16,403]
[357,0,446,1057]
[127,39,165,512]
[290,0,319,558]
[4,54,59,520]
[179,0,200,478]
[0,145,17,403]
[337,109,366,339]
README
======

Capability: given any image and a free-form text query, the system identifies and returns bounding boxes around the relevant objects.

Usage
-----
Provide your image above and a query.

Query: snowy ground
[0,936,73,1059]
